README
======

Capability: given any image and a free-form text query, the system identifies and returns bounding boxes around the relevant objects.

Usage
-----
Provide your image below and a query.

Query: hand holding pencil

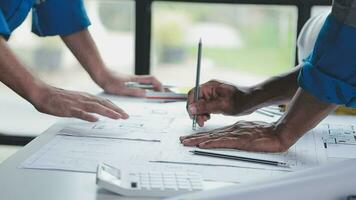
[186,80,256,127]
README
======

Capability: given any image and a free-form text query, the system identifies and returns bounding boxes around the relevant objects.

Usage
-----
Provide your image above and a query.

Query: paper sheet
[59,115,174,142]
[20,135,160,173]
[20,101,351,183]
[320,124,356,159]
[20,134,285,183]
[57,102,179,141]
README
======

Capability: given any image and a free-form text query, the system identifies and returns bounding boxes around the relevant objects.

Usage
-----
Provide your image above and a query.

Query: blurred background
[0,0,330,161]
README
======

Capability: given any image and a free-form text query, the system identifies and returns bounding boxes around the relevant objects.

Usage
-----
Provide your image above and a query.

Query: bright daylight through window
[152,3,298,86]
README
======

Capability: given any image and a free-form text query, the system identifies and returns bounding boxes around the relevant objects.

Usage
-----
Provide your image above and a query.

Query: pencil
[192,38,202,131]
[190,150,289,168]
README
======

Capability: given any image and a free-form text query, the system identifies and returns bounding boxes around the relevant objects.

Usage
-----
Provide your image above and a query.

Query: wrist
[234,86,265,114]
[91,67,111,88]
[273,120,298,151]
[26,80,50,107]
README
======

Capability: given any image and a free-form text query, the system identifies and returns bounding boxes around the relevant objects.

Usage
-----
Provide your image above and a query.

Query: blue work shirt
[298,14,356,108]
[0,0,91,39]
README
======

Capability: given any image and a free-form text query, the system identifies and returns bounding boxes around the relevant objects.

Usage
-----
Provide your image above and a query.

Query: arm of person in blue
[180,11,354,152]
[0,10,10,38]
[0,0,163,122]
[32,0,163,97]
[298,15,356,108]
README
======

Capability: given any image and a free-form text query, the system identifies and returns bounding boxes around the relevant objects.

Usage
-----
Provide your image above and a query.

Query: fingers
[180,132,209,142]
[198,137,243,149]
[186,82,214,114]
[187,88,196,115]
[187,88,211,127]
[36,86,130,122]
[72,94,130,121]
[133,75,164,92]
[82,102,122,120]
[197,115,210,127]
[117,75,163,97]
[70,108,99,122]
[186,81,223,120]
[116,87,146,97]
[180,120,287,152]
[79,94,130,119]
[97,99,129,119]
[180,124,233,142]
[181,134,220,146]
[188,100,222,115]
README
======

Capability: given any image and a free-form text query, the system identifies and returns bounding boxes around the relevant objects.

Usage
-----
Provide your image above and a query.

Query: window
[5,0,135,91]
[151,2,298,86]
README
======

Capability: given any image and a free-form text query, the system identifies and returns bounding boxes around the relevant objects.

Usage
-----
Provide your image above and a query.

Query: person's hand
[98,72,164,97]
[30,84,129,122]
[187,80,253,127]
[180,121,289,152]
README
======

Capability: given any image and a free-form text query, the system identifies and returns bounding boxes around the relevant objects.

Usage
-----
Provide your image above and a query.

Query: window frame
[135,0,332,75]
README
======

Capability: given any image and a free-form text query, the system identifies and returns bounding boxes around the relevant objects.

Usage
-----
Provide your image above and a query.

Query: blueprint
[19,101,352,183]
[57,102,178,141]
[59,114,174,142]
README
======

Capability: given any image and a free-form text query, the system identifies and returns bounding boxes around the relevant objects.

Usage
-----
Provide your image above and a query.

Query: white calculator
[96,163,204,198]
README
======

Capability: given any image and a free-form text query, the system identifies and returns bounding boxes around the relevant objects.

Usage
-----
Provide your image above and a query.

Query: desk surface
[0,96,354,200]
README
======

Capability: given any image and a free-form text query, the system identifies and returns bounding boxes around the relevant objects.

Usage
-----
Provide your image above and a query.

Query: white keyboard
[96,163,204,198]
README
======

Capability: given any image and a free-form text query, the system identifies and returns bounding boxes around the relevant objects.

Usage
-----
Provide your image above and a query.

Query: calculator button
[131,182,138,188]
[140,178,149,182]
[150,181,162,187]
[177,186,191,192]
[177,180,189,184]
[140,183,149,188]
[192,183,203,190]
[175,174,188,178]
[149,177,161,181]
[163,174,174,178]
[149,172,160,177]
[139,173,149,178]
[163,172,174,176]
[164,180,175,186]
[141,185,151,190]
[189,175,201,179]
[178,181,190,187]
[150,184,163,189]
[162,187,178,191]
[191,182,202,186]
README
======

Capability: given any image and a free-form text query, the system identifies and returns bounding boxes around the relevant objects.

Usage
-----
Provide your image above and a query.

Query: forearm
[275,88,337,149]
[0,37,43,103]
[61,29,110,87]
[242,65,301,111]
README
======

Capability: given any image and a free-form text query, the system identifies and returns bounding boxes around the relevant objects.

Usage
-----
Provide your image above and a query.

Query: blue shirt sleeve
[298,15,356,108]
[31,0,91,36]
[0,9,10,38]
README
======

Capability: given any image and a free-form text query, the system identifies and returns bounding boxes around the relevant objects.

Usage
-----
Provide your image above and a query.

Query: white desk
[0,95,354,200]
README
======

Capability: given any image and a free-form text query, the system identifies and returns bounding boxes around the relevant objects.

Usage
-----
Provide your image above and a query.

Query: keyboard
[96,163,204,198]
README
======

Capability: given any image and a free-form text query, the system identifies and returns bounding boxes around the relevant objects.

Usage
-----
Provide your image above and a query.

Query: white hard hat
[297,11,330,64]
